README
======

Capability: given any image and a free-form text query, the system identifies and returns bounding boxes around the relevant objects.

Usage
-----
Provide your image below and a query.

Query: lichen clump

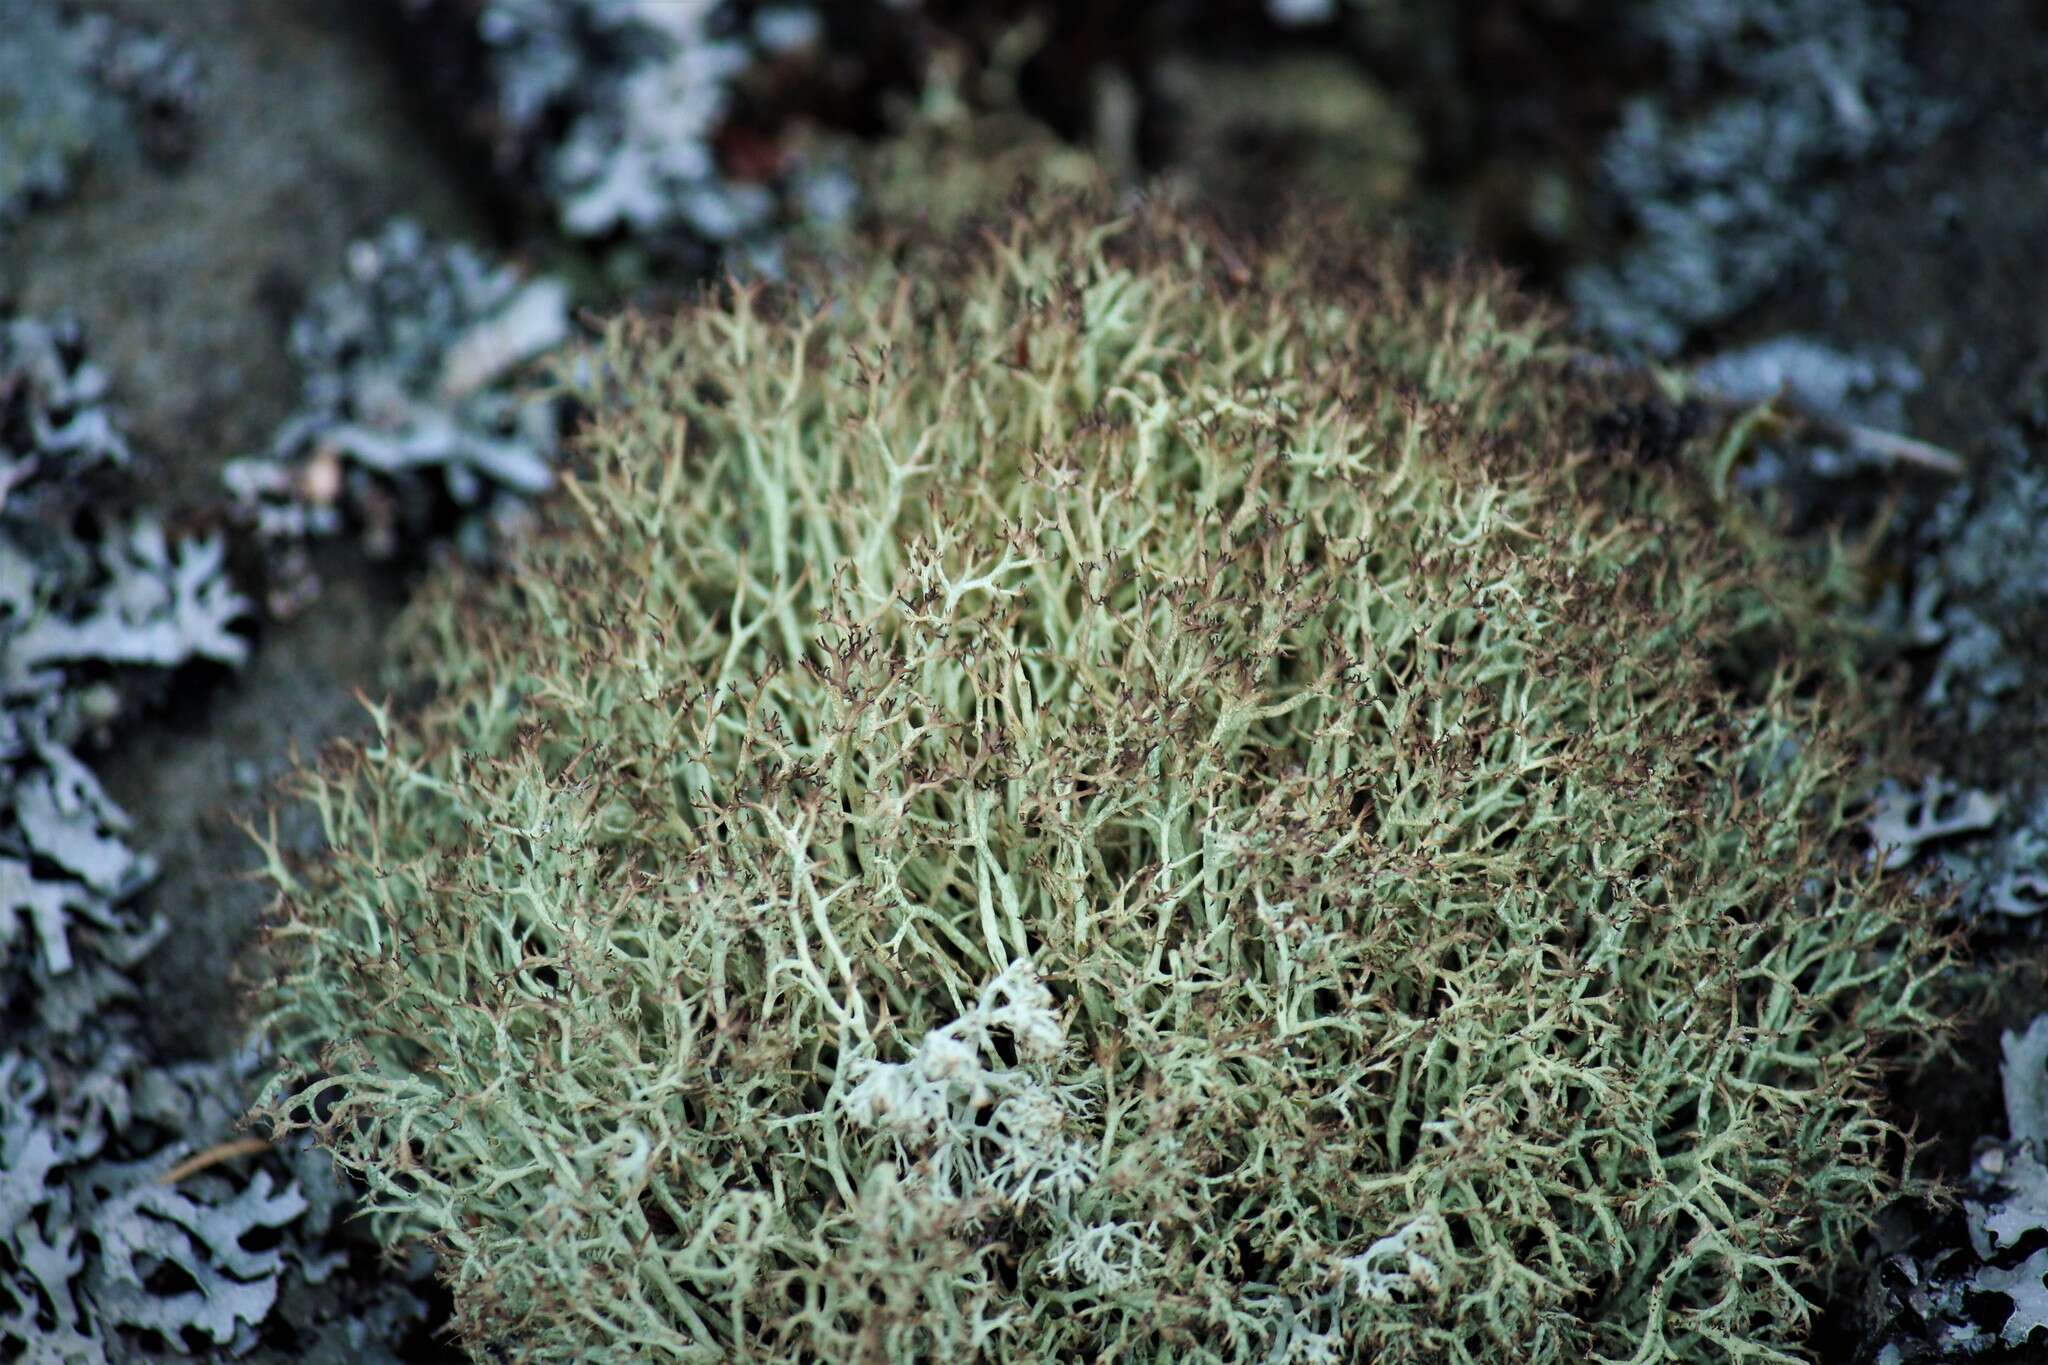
[252,202,1943,1362]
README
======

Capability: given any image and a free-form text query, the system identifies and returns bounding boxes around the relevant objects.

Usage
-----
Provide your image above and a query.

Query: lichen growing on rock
[0,315,411,1361]
[0,0,203,231]
[251,199,1947,1362]
[412,0,861,263]
[1,314,249,1023]
[222,220,570,589]
[1569,0,1943,356]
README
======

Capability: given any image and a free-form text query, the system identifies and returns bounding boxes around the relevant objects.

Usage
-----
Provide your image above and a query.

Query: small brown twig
[158,1136,272,1186]
[1569,349,1966,477]
[1832,420,1967,477]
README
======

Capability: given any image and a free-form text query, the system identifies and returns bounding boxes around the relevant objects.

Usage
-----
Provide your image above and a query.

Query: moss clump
[250,199,1946,1363]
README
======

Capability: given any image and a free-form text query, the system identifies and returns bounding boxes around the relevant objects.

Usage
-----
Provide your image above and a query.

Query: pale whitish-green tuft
[249,199,1947,1363]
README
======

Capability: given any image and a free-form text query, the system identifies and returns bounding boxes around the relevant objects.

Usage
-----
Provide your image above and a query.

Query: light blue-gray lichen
[1863,775,2002,875]
[0,1,202,230]
[68,12,204,123]
[223,220,569,566]
[1863,1017,2048,1360]
[1570,0,1944,356]
[4,1048,311,1356]
[1874,453,2048,736]
[1848,354,2048,1363]
[1931,791,2048,927]
[3,1027,434,1362]
[1863,776,2048,930]
[452,0,855,256]
[1697,335,1921,489]
[0,0,112,229]
[0,317,419,1361]
[1265,0,1338,24]
[2,317,247,1016]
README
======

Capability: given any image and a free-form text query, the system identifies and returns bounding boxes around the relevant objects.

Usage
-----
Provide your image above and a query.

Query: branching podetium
[248,195,1947,1363]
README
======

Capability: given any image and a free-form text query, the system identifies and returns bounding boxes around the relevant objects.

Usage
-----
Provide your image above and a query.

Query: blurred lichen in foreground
[251,198,1948,1363]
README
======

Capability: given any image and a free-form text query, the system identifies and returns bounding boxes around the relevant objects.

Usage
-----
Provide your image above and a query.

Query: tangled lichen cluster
[251,200,1945,1362]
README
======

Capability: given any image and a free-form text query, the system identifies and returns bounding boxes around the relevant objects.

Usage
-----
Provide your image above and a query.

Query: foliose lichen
[1874,453,2048,741]
[68,10,204,162]
[251,199,1947,1362]
[1870,782,2048,933]
[1938,792,2048,927]
[416,0,859,262]
[1,315,249,1021]
[1569,0,1943,356]
[223,220,569,587]
[0,0,113,230]
[0,0,203,229]
[1,1043,378,1360]
[1697,336,1922,492]
[0,316,424,1360]
[1860,1016,2048,1360]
